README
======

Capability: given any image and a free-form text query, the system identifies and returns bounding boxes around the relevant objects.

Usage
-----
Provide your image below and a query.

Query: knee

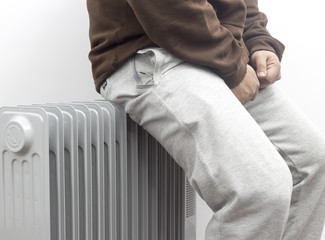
[237,171,293,212]
[258,183,292,211]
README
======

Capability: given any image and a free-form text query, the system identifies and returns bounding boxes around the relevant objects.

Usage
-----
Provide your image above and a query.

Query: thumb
[255,58,267,79]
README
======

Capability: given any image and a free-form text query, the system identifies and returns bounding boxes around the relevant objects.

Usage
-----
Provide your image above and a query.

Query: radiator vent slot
[186,178,196,219]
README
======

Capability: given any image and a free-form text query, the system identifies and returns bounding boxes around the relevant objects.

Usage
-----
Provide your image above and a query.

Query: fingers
[256,60,267,80]
[250,50,282,88]
[252,53,267,80]
[259,63,281,88]
[250,79,260,101]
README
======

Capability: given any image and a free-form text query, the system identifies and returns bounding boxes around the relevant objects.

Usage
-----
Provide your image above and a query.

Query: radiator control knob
[5,117,32,153]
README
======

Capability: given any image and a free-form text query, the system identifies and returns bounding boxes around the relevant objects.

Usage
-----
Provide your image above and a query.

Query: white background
[0,0,325,239]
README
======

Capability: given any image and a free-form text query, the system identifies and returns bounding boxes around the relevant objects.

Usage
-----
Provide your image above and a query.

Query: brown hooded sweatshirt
[87,0,284,93]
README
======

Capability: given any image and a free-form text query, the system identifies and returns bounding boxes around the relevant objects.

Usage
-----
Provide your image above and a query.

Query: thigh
[245,84,325,184]
[100,48,292,211]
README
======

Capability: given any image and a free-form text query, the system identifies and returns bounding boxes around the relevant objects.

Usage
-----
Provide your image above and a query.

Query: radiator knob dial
[5,117,32,153]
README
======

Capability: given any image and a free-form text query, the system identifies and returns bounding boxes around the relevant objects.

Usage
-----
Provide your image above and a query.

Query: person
[86,0,325,239]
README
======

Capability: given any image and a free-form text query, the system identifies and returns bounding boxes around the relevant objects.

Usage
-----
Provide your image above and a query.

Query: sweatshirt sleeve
[243,0,285,60]
[126,0,247,88]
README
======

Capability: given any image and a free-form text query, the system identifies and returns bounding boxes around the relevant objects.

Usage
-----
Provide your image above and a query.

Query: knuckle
[264,77,274,85]
[265,79,273,84]
[256,81,261,89]
[249,89,257,98]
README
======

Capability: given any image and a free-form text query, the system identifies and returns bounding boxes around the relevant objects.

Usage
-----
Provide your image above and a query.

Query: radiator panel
[0,102,196,240]
[0,108,51,240]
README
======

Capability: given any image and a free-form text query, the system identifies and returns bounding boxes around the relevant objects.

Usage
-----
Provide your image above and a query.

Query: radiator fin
[64,148,73,240]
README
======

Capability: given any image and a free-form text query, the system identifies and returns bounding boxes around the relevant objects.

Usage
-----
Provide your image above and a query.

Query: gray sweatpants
[100,47,325,240]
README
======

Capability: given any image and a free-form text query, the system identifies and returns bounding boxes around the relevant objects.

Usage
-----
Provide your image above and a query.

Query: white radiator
[0,101,196,240]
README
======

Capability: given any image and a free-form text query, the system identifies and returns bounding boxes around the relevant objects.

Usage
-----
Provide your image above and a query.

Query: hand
[231,65,260,104]
[250,50,282,88]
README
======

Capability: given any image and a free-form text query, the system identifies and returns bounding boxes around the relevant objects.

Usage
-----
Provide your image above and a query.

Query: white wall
[1,0,325,239]
[0,0,100,106]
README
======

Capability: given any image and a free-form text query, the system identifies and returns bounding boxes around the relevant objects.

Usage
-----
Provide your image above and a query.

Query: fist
[250,50,282,88]
[231,65,260,104]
